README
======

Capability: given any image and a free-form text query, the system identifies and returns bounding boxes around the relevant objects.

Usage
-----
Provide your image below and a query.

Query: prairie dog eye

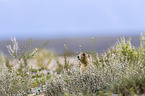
[82,53,85,56]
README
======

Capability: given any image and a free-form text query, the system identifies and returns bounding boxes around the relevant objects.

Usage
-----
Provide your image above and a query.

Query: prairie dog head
[77,53,90,66]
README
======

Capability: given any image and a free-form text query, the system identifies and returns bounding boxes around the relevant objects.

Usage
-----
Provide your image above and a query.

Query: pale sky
[0,0,145,40]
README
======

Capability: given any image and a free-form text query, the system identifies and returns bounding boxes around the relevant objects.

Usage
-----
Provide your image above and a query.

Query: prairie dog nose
[77,56,80,60]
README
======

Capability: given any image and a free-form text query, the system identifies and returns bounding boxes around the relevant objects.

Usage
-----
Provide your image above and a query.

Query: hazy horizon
[0,31,142,40]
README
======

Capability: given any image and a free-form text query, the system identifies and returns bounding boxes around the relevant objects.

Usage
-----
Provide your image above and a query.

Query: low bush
[0,33,145,95]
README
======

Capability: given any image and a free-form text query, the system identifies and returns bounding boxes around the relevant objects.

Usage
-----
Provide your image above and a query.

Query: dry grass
[0,33,145,95]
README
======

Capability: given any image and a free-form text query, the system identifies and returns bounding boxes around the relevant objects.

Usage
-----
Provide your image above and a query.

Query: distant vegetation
[0,33,145,96]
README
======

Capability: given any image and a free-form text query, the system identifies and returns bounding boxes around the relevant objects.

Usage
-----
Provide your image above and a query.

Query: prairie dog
[77,53,93,74]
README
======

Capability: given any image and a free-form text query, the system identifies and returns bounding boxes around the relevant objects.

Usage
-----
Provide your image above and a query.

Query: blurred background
[0,0,145,55]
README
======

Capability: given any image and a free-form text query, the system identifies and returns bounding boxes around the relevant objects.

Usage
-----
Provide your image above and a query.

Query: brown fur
[77,53,93,74]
